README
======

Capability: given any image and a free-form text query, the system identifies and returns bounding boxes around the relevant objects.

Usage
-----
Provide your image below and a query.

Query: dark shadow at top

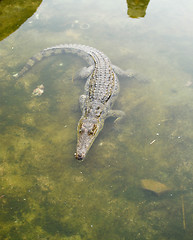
[0,0,42,41]
[126,0,150,18]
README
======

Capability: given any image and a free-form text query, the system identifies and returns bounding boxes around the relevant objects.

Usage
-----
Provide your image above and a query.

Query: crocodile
[14,44,131,160]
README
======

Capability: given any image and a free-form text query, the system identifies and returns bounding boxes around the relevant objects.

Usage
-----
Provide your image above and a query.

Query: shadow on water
[0,0,42,41]
[126,0,150,18]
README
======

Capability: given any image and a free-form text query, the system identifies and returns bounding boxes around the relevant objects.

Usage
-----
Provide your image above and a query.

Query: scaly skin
[14,44,124,160]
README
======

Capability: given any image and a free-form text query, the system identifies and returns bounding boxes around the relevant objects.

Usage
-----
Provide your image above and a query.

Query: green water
[1,0,193,239]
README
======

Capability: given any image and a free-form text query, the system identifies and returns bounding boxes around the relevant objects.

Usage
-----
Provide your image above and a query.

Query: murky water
[1,0,193,239]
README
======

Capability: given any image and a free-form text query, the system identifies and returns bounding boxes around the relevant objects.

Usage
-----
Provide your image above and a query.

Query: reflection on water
[0,0,42,41]
[1,0,193,239]
[126,0,150,18]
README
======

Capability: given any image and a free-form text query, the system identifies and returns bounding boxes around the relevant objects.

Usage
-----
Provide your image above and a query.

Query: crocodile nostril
[75,153,84,161]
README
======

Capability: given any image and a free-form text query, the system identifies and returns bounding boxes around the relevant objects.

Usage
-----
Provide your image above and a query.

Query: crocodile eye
[79,128,85,134]
[88,130,94,135]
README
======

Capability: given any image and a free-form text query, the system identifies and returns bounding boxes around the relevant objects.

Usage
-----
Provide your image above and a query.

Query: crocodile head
[75,117,104,161]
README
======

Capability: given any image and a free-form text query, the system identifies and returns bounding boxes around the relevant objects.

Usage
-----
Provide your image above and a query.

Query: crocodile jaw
[75,117,104,161]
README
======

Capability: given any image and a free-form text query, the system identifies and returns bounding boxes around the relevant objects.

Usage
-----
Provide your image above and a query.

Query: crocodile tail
[13,48,66,79]
[13,44,96,79]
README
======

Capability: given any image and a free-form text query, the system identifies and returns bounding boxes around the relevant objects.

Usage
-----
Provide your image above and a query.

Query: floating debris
[181,195,186,230]
[35,13,39,20]
[13,73,19,78]
[80,23,90,30]
[141,179,171,196]
[32,84,44,96]
[185,80,193,87]
[150,139,156,145]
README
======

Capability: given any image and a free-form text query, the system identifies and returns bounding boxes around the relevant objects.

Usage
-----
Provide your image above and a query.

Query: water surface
[1,0,193,239]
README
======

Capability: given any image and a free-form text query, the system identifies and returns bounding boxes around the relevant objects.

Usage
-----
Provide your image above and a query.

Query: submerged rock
[141,179,171,196]
[32,84,44,96]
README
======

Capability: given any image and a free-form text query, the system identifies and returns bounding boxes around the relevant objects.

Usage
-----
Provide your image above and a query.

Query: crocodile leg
[76,65,94,79]
[112,65,149,83]
[79,94,86,111]
[107,110,125,124]
[112,65,135,78]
